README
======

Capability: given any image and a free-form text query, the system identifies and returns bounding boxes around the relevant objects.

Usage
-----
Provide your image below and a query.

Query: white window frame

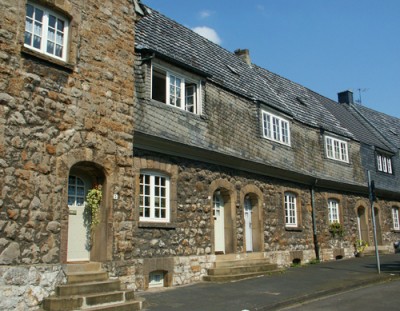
[392,207,400,230]
[24,2,69,62]
[139,171,170,223]
[284,192,297,227]
[262,110,291,146]
[325,136,349,163]
[377,153,393,174]
[328,199,340,224]
[151,64,202,115]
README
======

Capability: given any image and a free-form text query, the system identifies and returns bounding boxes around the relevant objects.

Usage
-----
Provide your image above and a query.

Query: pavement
[137,253,400,311]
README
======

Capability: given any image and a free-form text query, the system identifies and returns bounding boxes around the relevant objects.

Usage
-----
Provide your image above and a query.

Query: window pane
[55,45,62,57]
[56,31,63,45]
[48,28,55,42]
[25,18,33,33]
[24,32,32,45]
[49,15,56,28]
[57,19,64,32]
[33,35,41,49]
[35,8,43,22]
[26,4,34,18]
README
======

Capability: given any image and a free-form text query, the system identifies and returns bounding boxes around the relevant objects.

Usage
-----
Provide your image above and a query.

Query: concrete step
[56,279,121,296]
[208,263,278,275]
[214,258,274,268]
[215,252,265,261]
[203,269,284,282]
[64,262,102,273]
[66,270,109,284]
[83,300,143,311]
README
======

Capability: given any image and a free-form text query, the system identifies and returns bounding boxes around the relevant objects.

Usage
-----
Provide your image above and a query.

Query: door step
[203,253,284,282]
[41,263,144,311]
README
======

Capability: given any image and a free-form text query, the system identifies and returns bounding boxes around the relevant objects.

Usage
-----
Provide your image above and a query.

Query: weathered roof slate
[135,6,354,139]
[323,101,394,152]
[351,104,400,150]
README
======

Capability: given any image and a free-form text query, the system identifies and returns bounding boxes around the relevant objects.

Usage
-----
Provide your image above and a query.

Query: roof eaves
[135,46,213,78]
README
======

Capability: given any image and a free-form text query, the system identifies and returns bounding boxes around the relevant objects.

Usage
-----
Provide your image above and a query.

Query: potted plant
[85,184,102,234]
[354,239,368,257]
[329,222,344,238]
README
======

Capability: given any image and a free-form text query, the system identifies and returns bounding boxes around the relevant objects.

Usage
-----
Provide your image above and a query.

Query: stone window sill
[285,226,302,232]
[138,221,176,229]
[21,46,74,72]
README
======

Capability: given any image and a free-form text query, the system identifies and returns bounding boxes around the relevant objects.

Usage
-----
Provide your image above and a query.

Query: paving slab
[137,253,400,311]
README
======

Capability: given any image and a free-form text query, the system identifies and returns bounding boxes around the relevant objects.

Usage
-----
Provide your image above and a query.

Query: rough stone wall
[0,0,137,309]
[0,0,136,265]
[104,150,399,290]
[0,265,65,310]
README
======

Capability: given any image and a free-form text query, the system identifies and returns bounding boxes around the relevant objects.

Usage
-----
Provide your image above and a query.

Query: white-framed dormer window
[392,207,400,231]
[325,136,349,163]
[328,199,340,223]
[262,110,290,145]
[151,65,202,114]
[139,171,170,222]
[377,153,393,174]
[24,2,69,61]
[284,192,297,227]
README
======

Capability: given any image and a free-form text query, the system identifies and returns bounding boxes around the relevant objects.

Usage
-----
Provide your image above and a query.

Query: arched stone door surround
[209,179,237,254]
[354,201,369,243]
[240,185,264,253]
[58,148,117,263]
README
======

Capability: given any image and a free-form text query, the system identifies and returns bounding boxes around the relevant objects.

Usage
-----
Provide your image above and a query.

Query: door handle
[69,210,77,215]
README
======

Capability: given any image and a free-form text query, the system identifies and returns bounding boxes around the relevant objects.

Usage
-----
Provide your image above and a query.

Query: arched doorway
[357,206,369,243]
[212,188,234,254]
[67,162,106,262]
[244,194,262,252]
[67,174,92,261]
[213,191,225,254]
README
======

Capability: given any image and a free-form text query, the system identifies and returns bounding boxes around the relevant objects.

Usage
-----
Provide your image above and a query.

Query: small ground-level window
[149,271,164,288]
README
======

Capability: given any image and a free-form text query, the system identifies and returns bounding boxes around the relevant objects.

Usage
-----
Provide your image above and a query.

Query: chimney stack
[338,90,353,104]
[234,49,251,66]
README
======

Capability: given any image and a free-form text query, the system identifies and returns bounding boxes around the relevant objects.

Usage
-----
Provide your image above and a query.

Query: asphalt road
[280,279,400,311]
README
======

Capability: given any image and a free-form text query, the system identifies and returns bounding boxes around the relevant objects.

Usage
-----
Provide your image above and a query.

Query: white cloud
[192,26,222,45]
[199,10,213,19]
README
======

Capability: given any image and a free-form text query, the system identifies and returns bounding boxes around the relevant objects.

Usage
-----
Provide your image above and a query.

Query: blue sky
[143,0,400,118]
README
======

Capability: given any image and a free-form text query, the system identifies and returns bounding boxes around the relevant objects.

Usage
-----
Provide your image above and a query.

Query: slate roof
[323,101,394,152]
[135,6,353,139]
[351,104,400,150]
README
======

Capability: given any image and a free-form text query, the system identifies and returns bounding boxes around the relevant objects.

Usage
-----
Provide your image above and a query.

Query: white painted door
[213,193,225,253]
[244,197,253,252]
[67,175,90,261]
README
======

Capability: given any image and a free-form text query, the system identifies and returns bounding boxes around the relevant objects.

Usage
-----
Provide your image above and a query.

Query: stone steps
[41,262,144,311]
[204,253,283,282]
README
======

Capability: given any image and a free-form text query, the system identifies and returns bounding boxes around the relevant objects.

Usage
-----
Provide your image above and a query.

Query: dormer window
[152,65,202,114]
[24,2,69,62]
[325,136,348,163]
[262,110,290,145]
[377,153,393,174]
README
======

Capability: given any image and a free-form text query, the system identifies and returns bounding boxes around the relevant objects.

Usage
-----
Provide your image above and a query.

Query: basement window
[151,65,202,114]
[149,271,165,288]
